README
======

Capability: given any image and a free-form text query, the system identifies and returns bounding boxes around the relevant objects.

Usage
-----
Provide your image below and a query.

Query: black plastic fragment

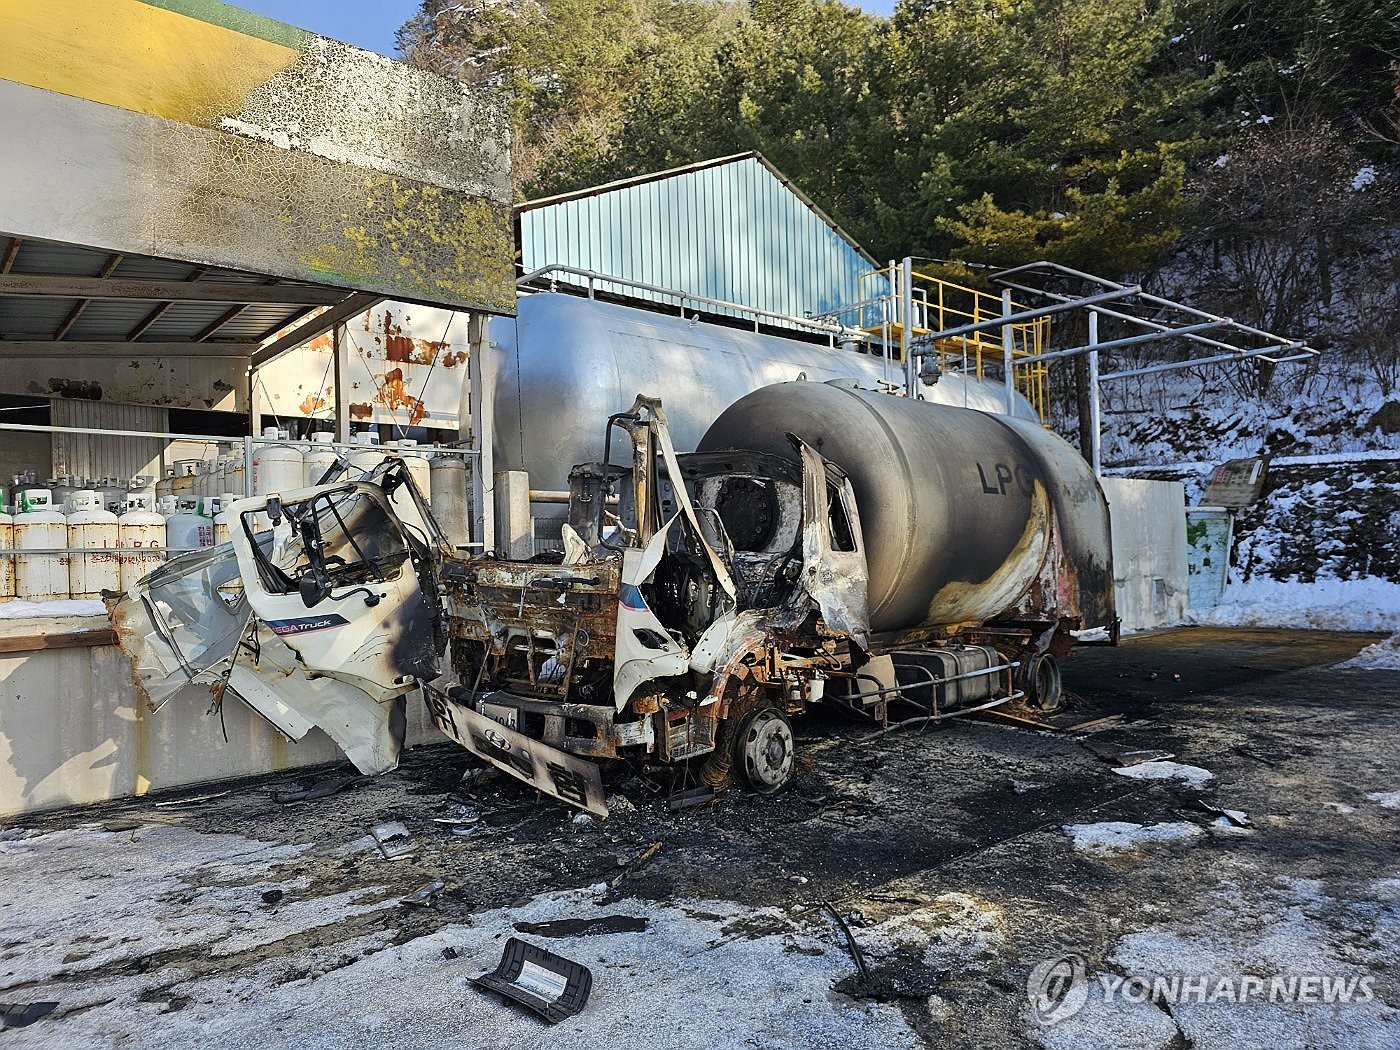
[514,915,649,938]
[0,1002,59,1028]
[471,937,591,1024]
[274,776,360,804]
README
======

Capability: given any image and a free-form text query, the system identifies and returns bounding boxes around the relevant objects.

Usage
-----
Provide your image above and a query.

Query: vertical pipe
[1001,288,1015,415]
[1088,310,1102,477]
[466,312,495,550]
[333,323,351,444]
[900,257,915,396]
[242,434,254,497]
[247,367,263,436]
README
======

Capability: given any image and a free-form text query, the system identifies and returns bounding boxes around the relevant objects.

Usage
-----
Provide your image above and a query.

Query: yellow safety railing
[855,267,1051,420]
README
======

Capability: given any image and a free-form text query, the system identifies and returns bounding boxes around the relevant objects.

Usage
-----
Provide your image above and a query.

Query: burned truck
[110,382,1116,818]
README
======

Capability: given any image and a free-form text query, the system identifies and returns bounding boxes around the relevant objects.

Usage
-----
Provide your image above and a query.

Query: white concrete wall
[0,616,440,818]
[1100,477,1189,634]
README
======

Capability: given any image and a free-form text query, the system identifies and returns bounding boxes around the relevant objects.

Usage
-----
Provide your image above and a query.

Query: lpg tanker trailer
[111,380,1115,820]
[489,293,1039,538]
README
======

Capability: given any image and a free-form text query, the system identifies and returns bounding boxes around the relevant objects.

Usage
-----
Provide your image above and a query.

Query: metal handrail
[517,263,872,343]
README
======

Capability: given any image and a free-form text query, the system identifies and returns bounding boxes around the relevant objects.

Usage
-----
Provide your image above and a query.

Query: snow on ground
[1,874,928,1050]
[1336,634,1400,670]
[1062,821,1204,856]
[1365,791,1400,811]
[0,824,388,993]
[1112,761,1215,789]
[1190,576,1400,633]
[0,598,106,620]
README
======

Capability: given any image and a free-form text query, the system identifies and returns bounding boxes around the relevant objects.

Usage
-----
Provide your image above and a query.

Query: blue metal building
[515,152,876,331]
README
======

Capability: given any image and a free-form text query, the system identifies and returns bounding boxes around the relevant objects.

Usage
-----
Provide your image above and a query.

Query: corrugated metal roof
[516,153,875,331]
[0,233,368,355]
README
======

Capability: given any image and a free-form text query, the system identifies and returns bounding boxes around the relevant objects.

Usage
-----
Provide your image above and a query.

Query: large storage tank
[488,292,1038,494]
[698,382,1115,635]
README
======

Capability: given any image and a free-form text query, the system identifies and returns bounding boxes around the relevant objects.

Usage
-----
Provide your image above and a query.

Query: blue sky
[236,0,897,57]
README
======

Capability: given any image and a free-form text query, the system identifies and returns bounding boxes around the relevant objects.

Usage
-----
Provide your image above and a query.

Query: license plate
[480,701,519,730]
[425,689,608,820]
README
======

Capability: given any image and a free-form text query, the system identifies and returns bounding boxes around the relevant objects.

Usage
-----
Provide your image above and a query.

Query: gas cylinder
[304,432,340,487]
[0,505,13,603]
[14,489,68,602]
[118,492,166,590]
[172,461,199,495]
[227,453,247,499]
[166,496,214,552]
[429,451,471,550]
[347,432,385,477]
[155,467,176,501]
[394,438,433,498]
[252,426,305,497]
[49,475,82,512]
[66,490,120,599]
[211,495,236,545]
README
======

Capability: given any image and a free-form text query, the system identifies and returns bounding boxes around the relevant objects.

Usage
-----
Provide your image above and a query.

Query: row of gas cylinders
[0,489,229,603]
[0,431,472,604]
[156,429,470,547]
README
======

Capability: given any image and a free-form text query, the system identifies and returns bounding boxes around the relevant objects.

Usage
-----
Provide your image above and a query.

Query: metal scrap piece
[401,881,447,907]
[369,821,415,861]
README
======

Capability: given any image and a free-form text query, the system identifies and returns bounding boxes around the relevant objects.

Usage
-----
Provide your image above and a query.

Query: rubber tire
[731,707,796,795]
[1024,653,1063,713]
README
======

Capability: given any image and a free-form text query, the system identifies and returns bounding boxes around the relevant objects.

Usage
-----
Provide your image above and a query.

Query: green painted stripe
[135,0,308,50]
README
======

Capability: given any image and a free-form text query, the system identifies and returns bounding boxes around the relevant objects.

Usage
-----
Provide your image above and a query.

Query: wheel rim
[1030,655,1062,712]
[741,710,794,792]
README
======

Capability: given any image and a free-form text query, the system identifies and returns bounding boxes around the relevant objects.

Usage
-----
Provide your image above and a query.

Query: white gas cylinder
[347,431,384,476]
[15,489,68,601]
[118,492,166,590]
[0,506,13,602]
[252,426,305,498]
[429,452,471,550]
[304,432,339,487]
[394,438,433,498]
[166,496,214,552]
[66,490,120,599]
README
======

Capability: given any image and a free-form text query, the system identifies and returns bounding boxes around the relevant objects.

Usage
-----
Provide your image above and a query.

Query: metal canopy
[0,233,379,365]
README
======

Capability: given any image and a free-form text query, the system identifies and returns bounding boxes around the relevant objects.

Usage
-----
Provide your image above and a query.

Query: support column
[333,323,351,443]
[494,470,531,558]
[1088,310,1102,477]
[466,313,495,550]
[1002,288,1015,415]
[247,366,263,435]
[900,257,915,396]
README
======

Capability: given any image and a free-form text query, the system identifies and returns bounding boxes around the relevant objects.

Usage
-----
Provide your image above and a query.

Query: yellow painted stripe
[0,0,300,127]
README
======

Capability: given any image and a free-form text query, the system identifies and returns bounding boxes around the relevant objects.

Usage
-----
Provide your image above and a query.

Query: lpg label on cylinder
[267,614,351,636]
[977,461,1036,497]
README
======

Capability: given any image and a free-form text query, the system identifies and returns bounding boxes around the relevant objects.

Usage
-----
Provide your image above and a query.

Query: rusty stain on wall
[378,367,427,425]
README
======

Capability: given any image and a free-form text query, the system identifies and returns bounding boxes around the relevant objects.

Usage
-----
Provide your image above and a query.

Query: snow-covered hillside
[1053,362,1400,647]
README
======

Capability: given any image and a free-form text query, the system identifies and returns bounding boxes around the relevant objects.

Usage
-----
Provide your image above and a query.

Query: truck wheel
[1023,654,1063,713]
[733,708,795,794]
